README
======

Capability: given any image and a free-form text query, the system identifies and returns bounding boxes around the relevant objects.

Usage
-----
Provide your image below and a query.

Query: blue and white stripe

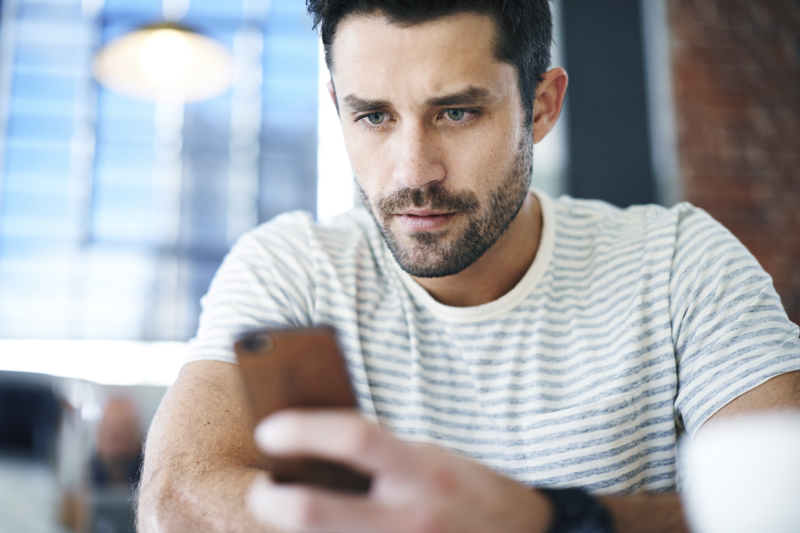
[187,190,800,495]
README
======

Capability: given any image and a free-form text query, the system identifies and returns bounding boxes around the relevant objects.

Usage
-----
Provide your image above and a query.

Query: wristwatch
[537,487,617,533]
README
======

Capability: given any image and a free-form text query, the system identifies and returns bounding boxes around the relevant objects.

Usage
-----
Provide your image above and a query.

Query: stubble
[359,128,533,278]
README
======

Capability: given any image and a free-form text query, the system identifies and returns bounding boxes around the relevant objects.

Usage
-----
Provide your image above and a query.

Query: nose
[391,122,445,189]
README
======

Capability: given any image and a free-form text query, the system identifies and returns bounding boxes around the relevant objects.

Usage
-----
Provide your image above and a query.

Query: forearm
[136,360,282,533]
[138,463,273,533]
[601,493,689,533]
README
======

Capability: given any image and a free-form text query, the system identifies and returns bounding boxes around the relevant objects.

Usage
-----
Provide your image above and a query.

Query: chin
[391,238,480,279]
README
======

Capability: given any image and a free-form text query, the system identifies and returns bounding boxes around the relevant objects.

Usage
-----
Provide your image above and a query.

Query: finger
[254,409,418,478]
[248,473,417,533]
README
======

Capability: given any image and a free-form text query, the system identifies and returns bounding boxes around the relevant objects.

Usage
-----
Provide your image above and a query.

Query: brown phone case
[234,325,372,493]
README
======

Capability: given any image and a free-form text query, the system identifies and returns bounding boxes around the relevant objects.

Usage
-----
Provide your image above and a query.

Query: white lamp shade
[94,24,235,103]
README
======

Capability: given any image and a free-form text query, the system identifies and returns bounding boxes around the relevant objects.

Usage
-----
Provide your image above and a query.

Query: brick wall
[668,0,800,326]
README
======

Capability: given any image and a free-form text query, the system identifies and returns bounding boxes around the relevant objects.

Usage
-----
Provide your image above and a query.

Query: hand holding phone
[234,326,372,493]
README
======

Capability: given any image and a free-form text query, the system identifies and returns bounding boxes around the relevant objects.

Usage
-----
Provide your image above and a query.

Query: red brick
[668,0,800,327]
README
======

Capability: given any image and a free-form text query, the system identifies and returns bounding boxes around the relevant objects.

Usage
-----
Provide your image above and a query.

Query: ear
[327,80,339,115]
[531,67,568,144]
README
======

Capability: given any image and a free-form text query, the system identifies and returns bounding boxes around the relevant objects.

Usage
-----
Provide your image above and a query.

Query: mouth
[394,210,458,232]
[398,208,453,217]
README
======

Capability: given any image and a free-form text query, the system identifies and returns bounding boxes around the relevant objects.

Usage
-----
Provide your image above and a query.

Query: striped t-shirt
[187,190,800,494]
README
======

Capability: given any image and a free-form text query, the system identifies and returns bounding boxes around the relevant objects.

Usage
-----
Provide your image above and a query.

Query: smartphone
[234,325,372,493]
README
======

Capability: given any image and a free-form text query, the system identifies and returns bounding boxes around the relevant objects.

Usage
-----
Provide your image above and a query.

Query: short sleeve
[670,206,800,435]
[185,211,318,365]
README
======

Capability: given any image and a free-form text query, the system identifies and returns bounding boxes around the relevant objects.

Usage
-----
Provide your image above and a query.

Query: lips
[398,208,452,216]
[394,210,458,232]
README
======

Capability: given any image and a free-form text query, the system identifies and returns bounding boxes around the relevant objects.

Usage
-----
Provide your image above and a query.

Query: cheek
[440,126,518,189]
[342,128,393,195]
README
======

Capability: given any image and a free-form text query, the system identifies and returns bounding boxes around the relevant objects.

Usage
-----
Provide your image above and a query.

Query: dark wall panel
[562,0,655,207]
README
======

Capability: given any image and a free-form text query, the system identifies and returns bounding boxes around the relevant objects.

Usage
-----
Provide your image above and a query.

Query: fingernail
[255,418,280,450]
[247,475,273,523]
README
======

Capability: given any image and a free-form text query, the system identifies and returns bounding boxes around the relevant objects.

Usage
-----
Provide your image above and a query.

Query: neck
[412,192,542,307]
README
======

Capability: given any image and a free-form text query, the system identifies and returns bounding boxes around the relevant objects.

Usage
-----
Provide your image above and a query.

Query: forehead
[330,12,517,105]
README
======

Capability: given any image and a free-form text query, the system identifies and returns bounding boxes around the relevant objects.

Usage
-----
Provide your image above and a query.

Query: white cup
[681,412,800,533]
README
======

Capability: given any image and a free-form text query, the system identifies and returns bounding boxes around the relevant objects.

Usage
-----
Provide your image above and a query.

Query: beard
[358,128,533,278]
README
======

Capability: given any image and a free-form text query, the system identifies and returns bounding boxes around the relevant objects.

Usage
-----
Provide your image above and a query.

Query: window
[0,0,319,341]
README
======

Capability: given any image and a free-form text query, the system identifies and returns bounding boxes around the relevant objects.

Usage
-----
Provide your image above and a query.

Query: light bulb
[139,29,194,87]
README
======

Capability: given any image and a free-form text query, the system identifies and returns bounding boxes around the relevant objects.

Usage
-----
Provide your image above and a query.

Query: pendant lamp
[93,22,235,103]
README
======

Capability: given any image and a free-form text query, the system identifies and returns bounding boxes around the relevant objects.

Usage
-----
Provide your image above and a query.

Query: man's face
[331,12,532,278]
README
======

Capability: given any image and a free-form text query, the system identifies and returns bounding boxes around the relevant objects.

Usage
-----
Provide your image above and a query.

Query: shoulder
[237,208,380,260]
[549,195,731,244]
[550,195,687,231]
[187,209,384,363]
[243,210,315,251]
[549,195,761,280]
[314,208,383,253]
[227,208,389,298]
[547,195,700,253]
[667,202,764,283]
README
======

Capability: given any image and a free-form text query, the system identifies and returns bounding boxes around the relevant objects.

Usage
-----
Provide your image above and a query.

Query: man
[91,397,144,488]
[137,1,800,532]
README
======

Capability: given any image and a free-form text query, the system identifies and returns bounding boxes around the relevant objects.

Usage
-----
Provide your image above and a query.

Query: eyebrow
[342,95,391,114]
[341,86,495,114]
[426,86,494,107]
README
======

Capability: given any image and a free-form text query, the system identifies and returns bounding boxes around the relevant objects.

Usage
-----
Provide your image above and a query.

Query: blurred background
[0,0,797,531]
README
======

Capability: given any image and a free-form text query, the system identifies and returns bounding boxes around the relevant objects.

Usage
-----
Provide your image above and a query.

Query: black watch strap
[538,487,617,533]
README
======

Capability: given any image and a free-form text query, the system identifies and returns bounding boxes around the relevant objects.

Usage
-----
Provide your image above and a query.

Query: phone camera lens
[244,333,273,353]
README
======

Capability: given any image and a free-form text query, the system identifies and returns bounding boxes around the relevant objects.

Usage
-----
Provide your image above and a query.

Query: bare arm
[139,358,798,533]
[137,360,277,532]
[703,369,800,421]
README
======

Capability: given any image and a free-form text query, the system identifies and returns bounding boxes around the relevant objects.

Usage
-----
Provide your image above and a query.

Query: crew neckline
[387,188,555,323]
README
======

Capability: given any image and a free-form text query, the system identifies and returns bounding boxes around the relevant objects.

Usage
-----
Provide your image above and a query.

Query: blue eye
[366,113,385,125]
[446,109,466,121]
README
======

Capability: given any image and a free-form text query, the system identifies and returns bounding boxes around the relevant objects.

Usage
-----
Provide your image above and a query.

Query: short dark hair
[306,0,553,125]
